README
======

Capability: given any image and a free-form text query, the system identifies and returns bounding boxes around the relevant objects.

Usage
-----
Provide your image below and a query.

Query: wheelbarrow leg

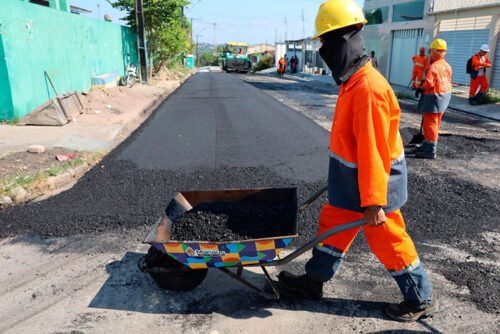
[261,266,280,299]
[218,267,280,300]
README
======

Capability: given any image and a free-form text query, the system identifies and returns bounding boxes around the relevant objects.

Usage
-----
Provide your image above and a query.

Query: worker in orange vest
[277,0,435,323]
[469,44,492,105]
[413,39,452,159]
[277,56,287,77]
[412,47,429,94]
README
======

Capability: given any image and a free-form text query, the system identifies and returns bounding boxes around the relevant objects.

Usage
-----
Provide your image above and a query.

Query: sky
[70,0,364,44]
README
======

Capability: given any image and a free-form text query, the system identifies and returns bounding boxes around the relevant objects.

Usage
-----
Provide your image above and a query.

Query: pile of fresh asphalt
[170,201,295,242]
[0,161,324,245]
[400,127,500,159]
[0,129,498,313]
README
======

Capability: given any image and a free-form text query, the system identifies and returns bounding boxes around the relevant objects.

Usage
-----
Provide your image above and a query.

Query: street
[0,72,499,333]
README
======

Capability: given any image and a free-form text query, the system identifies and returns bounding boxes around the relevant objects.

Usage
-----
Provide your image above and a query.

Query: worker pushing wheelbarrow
[140,0,437,323]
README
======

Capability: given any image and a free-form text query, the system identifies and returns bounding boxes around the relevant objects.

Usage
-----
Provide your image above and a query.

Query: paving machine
[221,42,252,73]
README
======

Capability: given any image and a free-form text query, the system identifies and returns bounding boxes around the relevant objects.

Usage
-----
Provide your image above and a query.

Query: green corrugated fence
[0,0,138,121]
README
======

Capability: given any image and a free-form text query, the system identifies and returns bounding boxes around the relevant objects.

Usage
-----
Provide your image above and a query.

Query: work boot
[277,271,323,300]
[415,150,436,159]
[385,297,438,322]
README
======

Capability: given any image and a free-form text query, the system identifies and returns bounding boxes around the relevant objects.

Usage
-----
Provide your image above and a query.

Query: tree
[111,0,192,74]
[198,52,218,67]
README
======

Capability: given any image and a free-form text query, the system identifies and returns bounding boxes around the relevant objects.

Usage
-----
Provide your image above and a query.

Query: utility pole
[301,9,305,38]
[188,17,201,43]
[195,34,202,67]
[135,0,148,83]
[213,23,217,56]
[284,17,288,42]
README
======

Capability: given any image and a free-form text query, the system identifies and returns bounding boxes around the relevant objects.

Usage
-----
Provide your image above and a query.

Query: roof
[29,0,92,14]
[226,42,248,47]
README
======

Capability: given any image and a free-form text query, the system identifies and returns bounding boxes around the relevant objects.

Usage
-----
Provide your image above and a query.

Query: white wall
[431,0,500,13]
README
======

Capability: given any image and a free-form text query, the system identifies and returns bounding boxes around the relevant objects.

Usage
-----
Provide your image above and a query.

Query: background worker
[277,0,435,323]
[414,39,452,159]
[277,55,287,77]
[370,50,378,69]
[469,44,492,105]
[412,47,429,96]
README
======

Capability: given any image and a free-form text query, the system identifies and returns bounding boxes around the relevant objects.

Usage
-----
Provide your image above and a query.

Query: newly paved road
[119,73,329,181]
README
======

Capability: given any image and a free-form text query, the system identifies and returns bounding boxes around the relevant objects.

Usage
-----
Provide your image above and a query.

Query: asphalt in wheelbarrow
[171,201,295,242]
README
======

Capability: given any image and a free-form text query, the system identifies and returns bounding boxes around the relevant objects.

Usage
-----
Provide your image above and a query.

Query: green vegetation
[0,117,19,125]
[0,152,102,199]
[111,0,191,74]
[395,91,415,100]
[253,55,274,72]
[198,52,220,67]
[478,90,500,105]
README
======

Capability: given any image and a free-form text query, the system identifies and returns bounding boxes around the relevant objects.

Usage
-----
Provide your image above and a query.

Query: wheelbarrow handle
[250,219,366,268]
[299,185,328,212]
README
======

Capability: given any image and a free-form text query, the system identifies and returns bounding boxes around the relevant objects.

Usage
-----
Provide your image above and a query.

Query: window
[365,7,389,25]
[393,0,425,22]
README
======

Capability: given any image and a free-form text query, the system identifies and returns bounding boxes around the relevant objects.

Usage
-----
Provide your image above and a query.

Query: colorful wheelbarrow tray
[140,187,364,299]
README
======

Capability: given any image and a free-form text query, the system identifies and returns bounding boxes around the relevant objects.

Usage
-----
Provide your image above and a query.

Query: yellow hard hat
[312,0,367,40]
[430,38,447,51]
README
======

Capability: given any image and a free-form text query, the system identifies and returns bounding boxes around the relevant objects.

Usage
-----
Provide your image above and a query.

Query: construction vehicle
[221,42,252,73]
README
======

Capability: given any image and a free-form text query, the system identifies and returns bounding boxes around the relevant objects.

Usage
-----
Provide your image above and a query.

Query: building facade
[363,0,500,88]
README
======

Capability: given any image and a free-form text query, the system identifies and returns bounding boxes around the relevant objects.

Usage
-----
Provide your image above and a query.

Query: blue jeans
[305,246,433,308]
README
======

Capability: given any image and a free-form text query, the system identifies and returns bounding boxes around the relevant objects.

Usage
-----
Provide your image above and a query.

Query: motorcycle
[122,55,137,88]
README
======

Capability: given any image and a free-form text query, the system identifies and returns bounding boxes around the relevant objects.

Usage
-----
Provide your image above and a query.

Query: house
[28,0,92,15]
[248,44,275,55]
[363,0,500,88]
[275,39,327,74]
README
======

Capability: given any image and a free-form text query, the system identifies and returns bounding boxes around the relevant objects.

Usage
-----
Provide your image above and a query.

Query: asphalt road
[118,73,329,181]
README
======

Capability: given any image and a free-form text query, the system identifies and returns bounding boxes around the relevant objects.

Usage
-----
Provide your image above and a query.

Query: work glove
[415,88,423,99]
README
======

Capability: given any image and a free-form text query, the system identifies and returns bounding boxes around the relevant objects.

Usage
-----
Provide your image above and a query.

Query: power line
[186,0,202,13]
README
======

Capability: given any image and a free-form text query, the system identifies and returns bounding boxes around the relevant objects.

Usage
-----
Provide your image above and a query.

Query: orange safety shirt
[328,61,407,212]
[472,53,491,76]
[278,58,286,69]
[418,58,452,113]
[412,55,429,70]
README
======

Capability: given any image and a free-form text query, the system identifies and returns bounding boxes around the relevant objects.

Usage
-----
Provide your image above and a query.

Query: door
[437,16,492,85]
[491,35,500,89]
[389,29,424,87]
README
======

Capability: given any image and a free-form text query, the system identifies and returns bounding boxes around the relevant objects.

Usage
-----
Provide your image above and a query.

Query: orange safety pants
[470,75,489,97]
[304,203,432,307]
[412,68,424,89]
[314,204,418,273]
[422,112,444,143]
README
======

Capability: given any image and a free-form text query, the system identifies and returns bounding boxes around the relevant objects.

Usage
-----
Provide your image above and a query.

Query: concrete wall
[430,0,500,13]
[0,0,138,121]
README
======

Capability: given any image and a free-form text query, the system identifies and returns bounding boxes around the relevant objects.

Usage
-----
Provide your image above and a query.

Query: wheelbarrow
[139,186,365,299]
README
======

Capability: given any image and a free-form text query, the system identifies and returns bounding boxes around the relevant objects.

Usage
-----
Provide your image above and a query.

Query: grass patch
[0,151,105,199]
[396,91,415,100]
[478,90,500,105]
[0,117,19,125]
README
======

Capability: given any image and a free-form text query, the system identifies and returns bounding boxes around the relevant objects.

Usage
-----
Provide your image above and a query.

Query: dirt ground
[0,73,499,333]
[0,148,75,180]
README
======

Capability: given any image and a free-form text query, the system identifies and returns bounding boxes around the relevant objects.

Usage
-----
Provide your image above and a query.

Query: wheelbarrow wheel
[145,246,208,291]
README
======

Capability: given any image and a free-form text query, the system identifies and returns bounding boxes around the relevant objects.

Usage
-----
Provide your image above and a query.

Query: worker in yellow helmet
[411,39,452,159]
[276,0,436,322]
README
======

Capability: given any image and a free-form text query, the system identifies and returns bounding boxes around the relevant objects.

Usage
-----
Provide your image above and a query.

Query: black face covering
[319,26,369,86]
